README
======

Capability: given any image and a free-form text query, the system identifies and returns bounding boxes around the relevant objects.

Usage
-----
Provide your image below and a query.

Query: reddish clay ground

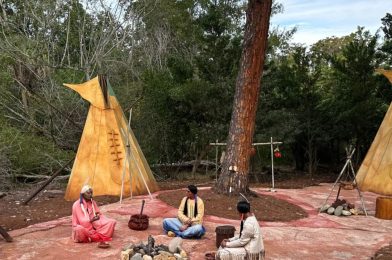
[0,175,324,232]
[0,189,118,231]
[0,175,391,259]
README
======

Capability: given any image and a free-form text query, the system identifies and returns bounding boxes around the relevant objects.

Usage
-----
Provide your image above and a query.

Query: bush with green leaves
[0,117,74,179]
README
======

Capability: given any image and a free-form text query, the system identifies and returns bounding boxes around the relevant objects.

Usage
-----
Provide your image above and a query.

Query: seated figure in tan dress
[216,200,265,260]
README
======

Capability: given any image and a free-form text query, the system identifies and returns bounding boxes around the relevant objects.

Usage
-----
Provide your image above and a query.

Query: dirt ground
[0,173,391,259]
[0,173,330,232]
[158,189,308,222]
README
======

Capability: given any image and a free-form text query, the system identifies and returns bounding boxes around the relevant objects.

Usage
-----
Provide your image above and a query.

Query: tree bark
[216,0,272,195]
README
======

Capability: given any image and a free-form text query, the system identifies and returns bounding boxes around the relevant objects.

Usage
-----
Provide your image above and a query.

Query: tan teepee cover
[356,69,392,196]
[64,76,159,200]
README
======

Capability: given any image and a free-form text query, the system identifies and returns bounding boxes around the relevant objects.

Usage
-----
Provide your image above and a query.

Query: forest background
[0,0,392,189]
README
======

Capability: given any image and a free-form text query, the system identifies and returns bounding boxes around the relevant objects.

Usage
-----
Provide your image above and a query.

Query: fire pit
[320,198,363,216]
[120,235,188,260]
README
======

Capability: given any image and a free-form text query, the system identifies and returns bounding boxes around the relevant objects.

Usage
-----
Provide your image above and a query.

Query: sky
[270,0,392,46]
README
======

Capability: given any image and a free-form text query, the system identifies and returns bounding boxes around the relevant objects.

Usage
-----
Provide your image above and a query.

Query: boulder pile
[120,235,188,260]
[320,199,361,216]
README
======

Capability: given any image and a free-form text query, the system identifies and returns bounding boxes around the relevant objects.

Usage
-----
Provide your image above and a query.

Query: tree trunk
[191,146,210,178]
[216,0,272,195]
[293,141,305,171]
[13,63,36,129]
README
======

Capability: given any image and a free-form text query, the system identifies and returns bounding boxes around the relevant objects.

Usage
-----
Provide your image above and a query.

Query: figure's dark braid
[183,197,197,217]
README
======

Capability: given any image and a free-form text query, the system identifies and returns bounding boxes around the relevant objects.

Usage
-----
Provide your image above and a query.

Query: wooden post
[215,139,218,181]
[270,137,276,191]
[211,139,282,191]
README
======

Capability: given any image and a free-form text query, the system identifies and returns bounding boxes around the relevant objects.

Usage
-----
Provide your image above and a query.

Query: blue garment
[163,218,205,238]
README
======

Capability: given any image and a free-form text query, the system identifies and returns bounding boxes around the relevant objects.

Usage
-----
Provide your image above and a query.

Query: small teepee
[64,75,159,201]
[356,69,392,196]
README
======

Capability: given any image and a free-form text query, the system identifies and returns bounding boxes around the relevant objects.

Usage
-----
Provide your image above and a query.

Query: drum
[215,225,235,248]
[128,199,149,230]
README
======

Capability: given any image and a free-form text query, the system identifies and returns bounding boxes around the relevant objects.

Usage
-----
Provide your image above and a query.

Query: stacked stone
[121,236,188,260]
[320,199,360,216]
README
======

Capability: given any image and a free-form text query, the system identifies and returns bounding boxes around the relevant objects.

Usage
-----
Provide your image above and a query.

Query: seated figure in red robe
[71,185,116,245]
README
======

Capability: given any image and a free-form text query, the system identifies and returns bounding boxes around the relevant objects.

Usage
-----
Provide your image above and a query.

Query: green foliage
[134,67,233,163]
[379,13,392,67]
[1,0,392,180]
[0,117,74,175]
[321,28,384,144]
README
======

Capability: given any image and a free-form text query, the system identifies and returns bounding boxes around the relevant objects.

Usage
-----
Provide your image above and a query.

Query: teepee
[356,69,392,196]
[64,75,159,201]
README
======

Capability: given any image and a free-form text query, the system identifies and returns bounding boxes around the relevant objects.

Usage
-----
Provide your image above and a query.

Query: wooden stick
[140,199,145,216]
[23,157,74,205]
[0,226,13,242]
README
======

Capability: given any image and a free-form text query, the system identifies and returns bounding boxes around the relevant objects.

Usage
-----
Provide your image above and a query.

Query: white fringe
[80,199,97,218]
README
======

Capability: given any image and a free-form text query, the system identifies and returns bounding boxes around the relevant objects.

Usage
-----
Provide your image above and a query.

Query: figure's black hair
[237,201,250,237]
[188,185,198,194]
[237,200,250,213]
[183,185,198,217]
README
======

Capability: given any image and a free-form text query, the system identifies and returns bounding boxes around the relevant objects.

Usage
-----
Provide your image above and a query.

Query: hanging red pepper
[274,147,282,158]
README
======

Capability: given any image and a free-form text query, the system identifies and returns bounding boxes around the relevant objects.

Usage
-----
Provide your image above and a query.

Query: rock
[349,208,358,215]
[0,192,6,199]
[334,205,343,216]
[179,250,187,258]
[131,253,143,260]
[121,249,134,260]
[143,255,153,260]
[158,251,174,257]
[168,237,182,253]
[173,253,182,259]
[327,207,335,215]
[156,245,169,252]
[320,204,330,212]
[153,255,164,260]
[342,210,352,216]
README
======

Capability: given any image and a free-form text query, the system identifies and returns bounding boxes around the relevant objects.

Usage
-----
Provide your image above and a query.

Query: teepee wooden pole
[119,148,128,203]
[348,158,368,216]
[122,109,153,200]
[120,110,133,203]
[129,109,133,199]
[128,147,153,200]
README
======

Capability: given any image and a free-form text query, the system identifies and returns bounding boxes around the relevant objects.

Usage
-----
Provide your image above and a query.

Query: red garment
[71,199,116,243]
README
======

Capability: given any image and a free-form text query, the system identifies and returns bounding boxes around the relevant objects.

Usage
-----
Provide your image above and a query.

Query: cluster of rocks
[320,199,360,216]
[121,235,188,260]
